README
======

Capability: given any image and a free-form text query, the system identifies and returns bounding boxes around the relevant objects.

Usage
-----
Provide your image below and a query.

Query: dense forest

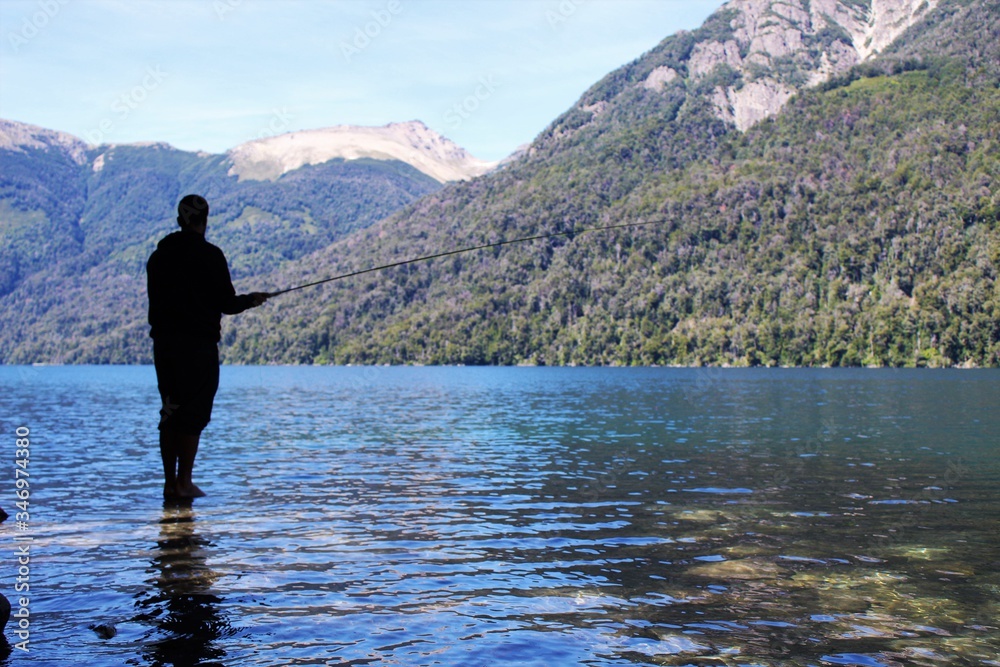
[0,0,997,366]
[0,142,441,362]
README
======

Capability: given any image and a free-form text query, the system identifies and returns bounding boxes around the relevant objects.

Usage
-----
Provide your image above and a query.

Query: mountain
[228,120,497,183]
[678,0,938,129]
[0,119,89,158]
[0,119,89,297]
[0,119,480,362]
[1,0,998,366]
[219,0,998,367]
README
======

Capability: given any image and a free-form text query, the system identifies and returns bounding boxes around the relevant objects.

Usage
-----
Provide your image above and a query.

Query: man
[147,194,270,499]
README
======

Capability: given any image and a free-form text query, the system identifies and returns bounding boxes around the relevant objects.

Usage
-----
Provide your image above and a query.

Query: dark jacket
[146,230,255,342]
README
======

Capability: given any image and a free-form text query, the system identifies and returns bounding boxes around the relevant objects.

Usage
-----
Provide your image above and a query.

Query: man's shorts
[153,338,220,435]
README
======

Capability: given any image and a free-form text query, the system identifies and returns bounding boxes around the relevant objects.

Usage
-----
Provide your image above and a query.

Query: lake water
[0,366,997,666]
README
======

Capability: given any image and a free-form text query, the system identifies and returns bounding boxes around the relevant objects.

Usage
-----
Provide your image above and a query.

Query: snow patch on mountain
[227,121,497,183]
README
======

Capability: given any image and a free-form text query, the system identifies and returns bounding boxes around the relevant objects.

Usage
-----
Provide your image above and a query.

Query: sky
[0,0,722,161]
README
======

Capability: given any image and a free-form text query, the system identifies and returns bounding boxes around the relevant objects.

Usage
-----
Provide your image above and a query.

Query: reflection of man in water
[147,194,269,498]
[138,505,229,665]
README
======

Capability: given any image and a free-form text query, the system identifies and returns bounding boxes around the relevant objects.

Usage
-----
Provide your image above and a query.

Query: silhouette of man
[147,194,269,498]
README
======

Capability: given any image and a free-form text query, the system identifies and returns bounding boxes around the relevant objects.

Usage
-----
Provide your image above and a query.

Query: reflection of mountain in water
[135,504,234,667]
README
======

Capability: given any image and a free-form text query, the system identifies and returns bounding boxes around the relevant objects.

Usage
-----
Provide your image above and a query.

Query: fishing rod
[268,219,663,297]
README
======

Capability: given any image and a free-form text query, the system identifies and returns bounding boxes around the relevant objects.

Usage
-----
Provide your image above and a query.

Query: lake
[0,366,997,666]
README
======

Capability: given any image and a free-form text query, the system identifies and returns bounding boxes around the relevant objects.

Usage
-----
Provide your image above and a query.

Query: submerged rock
[687,558,782,580]
[884,545,951,561]
[722,543,777,558]
[89,623,117,640]
[672,509,727,523]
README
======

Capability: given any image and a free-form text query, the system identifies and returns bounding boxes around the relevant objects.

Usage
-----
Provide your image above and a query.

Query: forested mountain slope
[226,0,999,367]
[0,124,443,362]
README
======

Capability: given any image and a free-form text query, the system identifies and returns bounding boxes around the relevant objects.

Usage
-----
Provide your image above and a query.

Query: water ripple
[0,366,997,666]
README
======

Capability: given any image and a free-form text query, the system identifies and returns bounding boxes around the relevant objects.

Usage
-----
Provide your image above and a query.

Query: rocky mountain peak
[0,118,89,164]
[657,0,939,130]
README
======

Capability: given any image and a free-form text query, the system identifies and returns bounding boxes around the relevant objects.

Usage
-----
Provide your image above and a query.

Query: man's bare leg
[175,432,206,498]
[160,429,179,498]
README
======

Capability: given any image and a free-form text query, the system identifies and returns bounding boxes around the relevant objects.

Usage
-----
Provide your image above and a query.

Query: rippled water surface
[0,366,998,666]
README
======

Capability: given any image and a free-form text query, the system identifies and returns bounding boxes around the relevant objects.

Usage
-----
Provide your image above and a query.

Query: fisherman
[146,194,270,499]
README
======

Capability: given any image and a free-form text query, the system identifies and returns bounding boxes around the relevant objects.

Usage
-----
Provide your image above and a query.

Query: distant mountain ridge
[228,121,497,183]
[0,118,451,361]
[0,117,495,184]
[0,118,89,162]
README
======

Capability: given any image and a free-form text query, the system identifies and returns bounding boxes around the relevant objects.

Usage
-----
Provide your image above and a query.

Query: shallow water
[0,366,997,666]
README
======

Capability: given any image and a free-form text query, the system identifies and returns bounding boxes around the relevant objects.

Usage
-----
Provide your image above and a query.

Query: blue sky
[0,0,722,160]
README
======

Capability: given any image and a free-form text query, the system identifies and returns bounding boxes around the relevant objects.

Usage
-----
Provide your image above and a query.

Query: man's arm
[212,247,269,314]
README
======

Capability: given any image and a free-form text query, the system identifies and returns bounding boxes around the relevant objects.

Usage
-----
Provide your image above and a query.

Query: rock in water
[89,623,117,640]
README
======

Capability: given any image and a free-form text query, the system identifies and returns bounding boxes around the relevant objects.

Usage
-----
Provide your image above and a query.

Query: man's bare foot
[164,482,179,499]
[175,481,206,498]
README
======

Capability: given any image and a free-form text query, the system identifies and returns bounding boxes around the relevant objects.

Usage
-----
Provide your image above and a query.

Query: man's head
[177,194,209,233]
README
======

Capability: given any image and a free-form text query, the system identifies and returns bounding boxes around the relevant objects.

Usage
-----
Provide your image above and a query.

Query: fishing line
[269,219,664,297]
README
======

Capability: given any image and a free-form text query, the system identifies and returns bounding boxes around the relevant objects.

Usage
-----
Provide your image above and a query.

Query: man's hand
[250,292,271,307]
